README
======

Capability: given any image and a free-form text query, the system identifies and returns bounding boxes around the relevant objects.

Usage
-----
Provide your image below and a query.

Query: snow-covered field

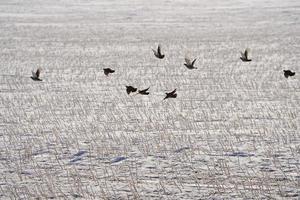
[0,0,299,199]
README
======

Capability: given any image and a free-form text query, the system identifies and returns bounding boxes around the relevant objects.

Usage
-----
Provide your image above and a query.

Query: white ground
[0,0,299,199]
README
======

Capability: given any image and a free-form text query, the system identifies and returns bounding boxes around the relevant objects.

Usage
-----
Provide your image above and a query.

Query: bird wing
[103,69,109,75]
[36,68,41,78]
[245,48,250,59]
[170,89,177,94]
[240,51,246,59]
[141,87,150,92]
[152,48,156,54]
[185,57,191,65]
[126,86,130,94]
[192,59,197,66]
[32,70,37,78]
[157,45,162,55]
[144,87,150,92]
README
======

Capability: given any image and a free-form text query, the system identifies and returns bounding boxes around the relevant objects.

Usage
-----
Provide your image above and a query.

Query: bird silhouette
[138,87,150,95]
[164,89,177,100]
[126,86,137,94]
[152,44,165,59]
[103,68,115,76]
[184,56,197,69]
[283,70,295,78]
[31,68,42,81]
[240,48,251,62]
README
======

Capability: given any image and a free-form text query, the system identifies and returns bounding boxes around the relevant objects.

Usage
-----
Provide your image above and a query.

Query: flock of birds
[30,45,296,100]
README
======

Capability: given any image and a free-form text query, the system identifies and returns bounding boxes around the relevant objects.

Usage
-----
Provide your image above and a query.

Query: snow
[0,0,299,199]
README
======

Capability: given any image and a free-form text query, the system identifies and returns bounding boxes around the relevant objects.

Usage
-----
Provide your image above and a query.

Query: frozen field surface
[0,0,299,199]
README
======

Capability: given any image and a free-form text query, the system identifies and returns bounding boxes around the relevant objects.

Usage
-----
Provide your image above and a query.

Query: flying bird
[103,68,115,76]
[240,48,252,62]
[152,44,165,59]
[164,89,177,100]
[138,87,150,95]
[283,70,295,78]
[126,86,137,94]
[184,56,197,69]
[31,68,42,81]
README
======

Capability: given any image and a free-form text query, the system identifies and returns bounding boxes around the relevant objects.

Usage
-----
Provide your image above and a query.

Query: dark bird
[152,44,165,59]
[126,86,137,94]
[103,68,115,76]
[164,89,177,100]
[283,70,295,78]
[240,48,252,62]
[184,56,197,69]
[138,87,150,95]
[31,68,42,81]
